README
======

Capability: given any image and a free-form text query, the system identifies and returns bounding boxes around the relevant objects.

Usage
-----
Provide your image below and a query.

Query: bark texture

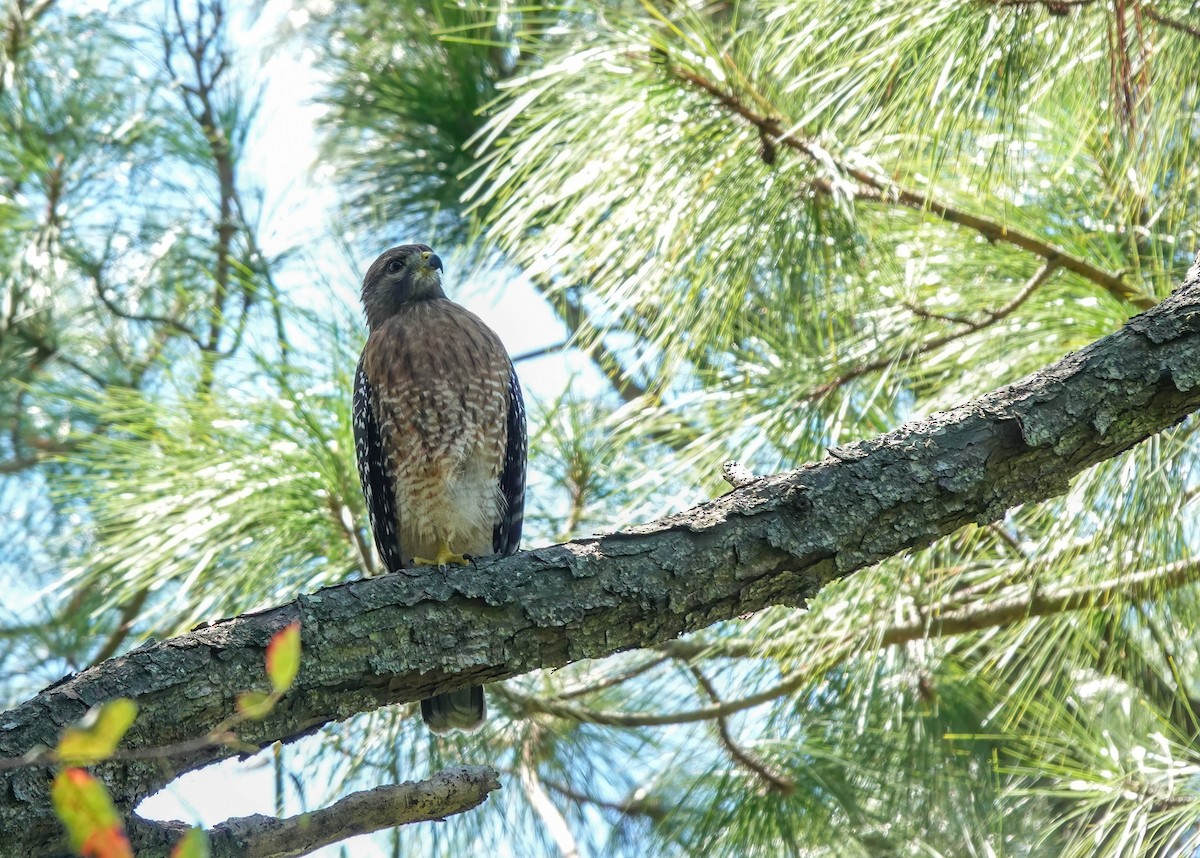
[3,256,1200,855]
[124,765,501,857]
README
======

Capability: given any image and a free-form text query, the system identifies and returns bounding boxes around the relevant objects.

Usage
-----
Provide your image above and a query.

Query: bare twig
[688,665,795,794]
[539,777,667,822]
[165,0,242,389]
[990,0,1095,7]
[550,288,649,404]
[513,341,569,363]
[0,454,42,474]
[1144,5,1200,41]
[6,326,107,386]
[546,654,671,701]
[0,437,78,474]
[810,260,1060,399]
[329,493,377,577]
[0,727,247,773]
[901,301,978,327]
[0,698,267,773]
[87,588,151,667]
[85,259,198,341]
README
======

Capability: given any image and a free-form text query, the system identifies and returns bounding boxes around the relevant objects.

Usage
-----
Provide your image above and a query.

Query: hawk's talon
[411,541,469,568]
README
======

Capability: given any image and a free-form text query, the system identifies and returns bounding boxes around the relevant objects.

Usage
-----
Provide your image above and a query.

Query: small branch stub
[722,460,758,488]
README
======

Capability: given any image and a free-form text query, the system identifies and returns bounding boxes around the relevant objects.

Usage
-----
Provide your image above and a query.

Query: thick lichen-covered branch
[3,257,1200,855]
[127,765,501,858]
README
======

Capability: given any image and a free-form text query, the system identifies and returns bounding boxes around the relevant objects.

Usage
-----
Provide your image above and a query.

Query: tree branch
[548,654,671,701]
[688,665,795,795]
[513,341,569,363]
[538,776,667,822]
[129,765,501,858]
[670,65,1156,310]
[1144,5,1200,41]
[812,260,1060,398]
[512,556,1200,729]
[4,256,1200,854]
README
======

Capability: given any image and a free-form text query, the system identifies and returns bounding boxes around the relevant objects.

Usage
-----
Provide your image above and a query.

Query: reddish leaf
[170,826,210,858]
[57,699,138,766]
[51,768,133,858]
[266,621,301,694]
[80,828,135,858]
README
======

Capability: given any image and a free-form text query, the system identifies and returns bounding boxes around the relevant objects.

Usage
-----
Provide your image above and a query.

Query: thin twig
[166,0,241,389]
[538,776,667,822]
[330,494,377,577]
[991,0,1095,7]
[8,326,107,388]
[550,289,649,403]
[687,665,795,794]
[900,301,977,327]
[0,437,79,474]
[548,654,671,701]
[513,341,569,363]
[85,260,198,341]
[88,588,151,667]
[985,522,1027,558]
[1143,6,1200,41]
[810,260,1060,399]
[0,727,248,772]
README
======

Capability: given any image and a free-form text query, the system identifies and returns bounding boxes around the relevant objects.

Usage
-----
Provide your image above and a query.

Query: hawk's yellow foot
[411,540,469,568]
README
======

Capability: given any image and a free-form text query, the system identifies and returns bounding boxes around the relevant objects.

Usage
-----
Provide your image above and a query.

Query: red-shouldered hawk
[353,244,526,734]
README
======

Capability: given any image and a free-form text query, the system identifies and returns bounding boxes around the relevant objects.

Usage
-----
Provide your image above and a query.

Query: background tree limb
[127,765,501,858]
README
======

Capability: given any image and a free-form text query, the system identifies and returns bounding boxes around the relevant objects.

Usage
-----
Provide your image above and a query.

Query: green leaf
[50,768,133,858]
[170,826,210,858]
[57,699,139,766]
[236,690,276,720]
[266,622,301,694]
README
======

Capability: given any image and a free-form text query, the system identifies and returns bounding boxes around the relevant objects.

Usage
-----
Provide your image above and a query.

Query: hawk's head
[361,244,446,328]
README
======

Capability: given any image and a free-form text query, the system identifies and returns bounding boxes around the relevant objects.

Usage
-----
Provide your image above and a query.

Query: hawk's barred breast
[361,298,513,565]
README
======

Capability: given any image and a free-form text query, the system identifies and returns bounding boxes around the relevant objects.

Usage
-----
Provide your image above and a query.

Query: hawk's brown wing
[353,356,406,573]
[493,365,526,556]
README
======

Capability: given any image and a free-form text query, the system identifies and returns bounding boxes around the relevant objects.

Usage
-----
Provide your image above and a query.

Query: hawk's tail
[421,686,486,734]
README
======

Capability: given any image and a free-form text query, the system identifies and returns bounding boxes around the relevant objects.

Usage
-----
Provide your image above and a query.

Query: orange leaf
[266,621,301,694]
[51,768,133,858]
[80,827,135,858]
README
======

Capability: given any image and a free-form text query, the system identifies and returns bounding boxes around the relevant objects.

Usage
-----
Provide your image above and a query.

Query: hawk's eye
[386,258,404,274]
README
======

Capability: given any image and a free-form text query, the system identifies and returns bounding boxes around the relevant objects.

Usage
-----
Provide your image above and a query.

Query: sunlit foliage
[2,0,1200,855]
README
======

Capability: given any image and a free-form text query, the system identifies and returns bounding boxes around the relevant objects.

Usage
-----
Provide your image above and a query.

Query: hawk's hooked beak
[420,251,444,273]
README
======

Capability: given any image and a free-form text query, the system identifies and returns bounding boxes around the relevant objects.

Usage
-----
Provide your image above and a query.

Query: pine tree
[2,0,1199,855]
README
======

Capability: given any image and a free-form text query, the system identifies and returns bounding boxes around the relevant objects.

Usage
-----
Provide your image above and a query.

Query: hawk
[353,244,526,734]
